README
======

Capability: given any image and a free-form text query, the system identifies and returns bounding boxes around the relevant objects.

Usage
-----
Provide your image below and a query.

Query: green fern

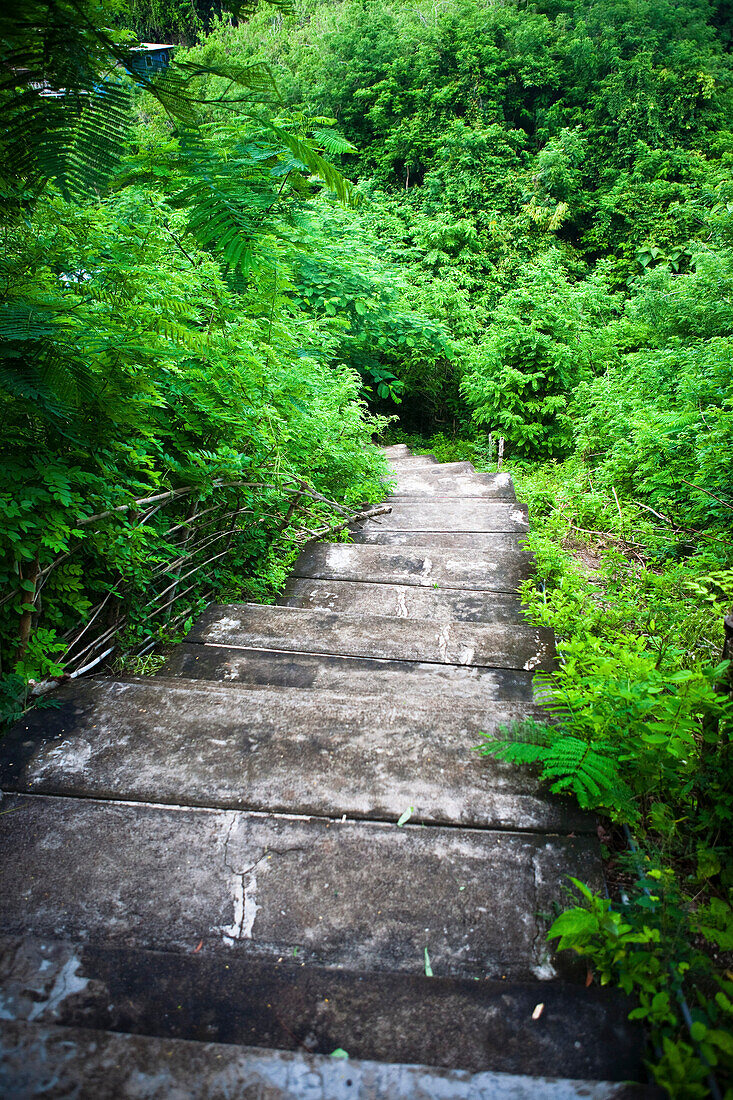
[477,718,635,818]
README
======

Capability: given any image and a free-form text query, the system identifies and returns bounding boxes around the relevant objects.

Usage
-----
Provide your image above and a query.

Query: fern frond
[270,125,360,206]
[477,720,634,818]
[311,128,357,156]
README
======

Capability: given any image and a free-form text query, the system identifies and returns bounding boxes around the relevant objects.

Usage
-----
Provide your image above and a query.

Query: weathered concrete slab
[0,677,583,831]
[0,795,599,978]
[373,501,530,532]
[0,936,643,1079]
[392,461,476,478]
[162,644,537,704]
[380,443,411,458]
[385,454,438,468]
[389,468,515,499]
[390,492,514,502]
[279,578,524,623]
[0,1021,647,1100]
[349,528,524,550]
[187,604,555,671]
[293,543,534,592]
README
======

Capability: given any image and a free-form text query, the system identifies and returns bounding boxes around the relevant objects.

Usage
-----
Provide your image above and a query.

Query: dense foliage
[0,0,396,720]
[4,0,733,1092]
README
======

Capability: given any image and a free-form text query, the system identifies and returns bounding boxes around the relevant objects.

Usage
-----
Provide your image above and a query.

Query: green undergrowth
[502,463,733,1096]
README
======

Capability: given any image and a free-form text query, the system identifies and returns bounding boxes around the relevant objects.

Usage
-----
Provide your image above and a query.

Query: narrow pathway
[0,446,646,1098]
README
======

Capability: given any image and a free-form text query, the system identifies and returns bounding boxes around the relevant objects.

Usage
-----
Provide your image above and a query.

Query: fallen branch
[298,505,392,547]
[679,478,733,512]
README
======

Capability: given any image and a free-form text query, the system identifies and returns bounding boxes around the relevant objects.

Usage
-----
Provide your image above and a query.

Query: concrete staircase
[0,445,649,1098]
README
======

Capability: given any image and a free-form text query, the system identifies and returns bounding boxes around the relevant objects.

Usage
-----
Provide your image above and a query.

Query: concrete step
[394,459,476,473]
[0,794,599,980]
[0,936,643,1081]
[388,468,515,500]
[279,578,524,623]
[0,1020,650,1099]
[162,644,537,704]
[349,528,524,549]
[370,501,530,533]
[293,542,534,592]
[385,454,438,468]
[389,493,516,503]
[0,677,580,830]
[380,442,411,455]
[187,603,555,671]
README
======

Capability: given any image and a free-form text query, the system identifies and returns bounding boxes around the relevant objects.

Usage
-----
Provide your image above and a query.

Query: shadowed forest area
[2,0,733,1093]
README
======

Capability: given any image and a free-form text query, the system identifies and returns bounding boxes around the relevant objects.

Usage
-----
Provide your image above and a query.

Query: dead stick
[678,478,733,512]
[298,505,392,547]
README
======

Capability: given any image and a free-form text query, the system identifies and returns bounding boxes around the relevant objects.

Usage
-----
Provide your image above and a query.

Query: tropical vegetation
[2,0,733,1093]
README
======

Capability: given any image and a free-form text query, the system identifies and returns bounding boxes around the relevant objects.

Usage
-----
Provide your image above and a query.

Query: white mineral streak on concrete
[458,646,476,666]
[27,955,90,1021]
[36,739,92,779]
[242,872,260,939]
[531,851,559,981]
[437,625,451,662]
[216,616,241,634]
[395,589,408,618]
[512,509,530,527]
[420,557,433,577]
[222,874,245,944]
[326,545,353,568]
[532,958,558,980]
[523,656,542,671]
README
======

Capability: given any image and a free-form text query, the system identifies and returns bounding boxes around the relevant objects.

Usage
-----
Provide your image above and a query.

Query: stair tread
[0,794,599,979]
[374,501,530,532]
[385,454,439,467]
[293,542,533,591]
[279,578,525,623]
[161,644,537,702]
[0,676,585,831]
[187,602,555,670]
[388,469,515,499]
[0,1020,652,1099]
[0,937,643,1081]
[349,529,523,548]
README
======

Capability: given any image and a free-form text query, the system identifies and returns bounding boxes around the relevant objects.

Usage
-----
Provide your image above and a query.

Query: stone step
[372,501,530,532]
[0,1020,649,1099]
[0,936,643,1081]
[293,542,534,592]
[162,644,536,704]
[279,578,525,623]
[349,528,523,549]
[389,468,515,500]
[0,795,599,980]
[385,454,438,468]
[0,677,580,830]
[187,604,555,670]
[394,457,473,470]
[388,494,518,504]
[391,460,476,476]
[379,443,411,458]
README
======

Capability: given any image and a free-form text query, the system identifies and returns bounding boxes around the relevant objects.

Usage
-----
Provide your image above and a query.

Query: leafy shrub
[461,252,618,458]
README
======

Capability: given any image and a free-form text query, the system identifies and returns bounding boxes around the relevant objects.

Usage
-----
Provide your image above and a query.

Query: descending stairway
[0,445,650,1099]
